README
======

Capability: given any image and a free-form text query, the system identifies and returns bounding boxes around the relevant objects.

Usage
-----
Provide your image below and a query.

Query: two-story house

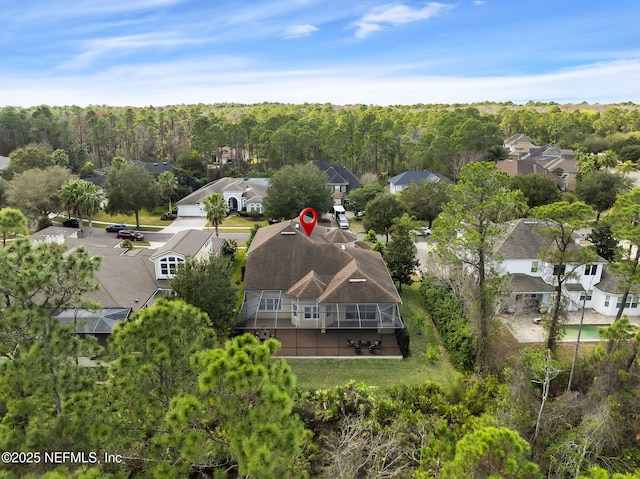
[239,219,404,356]
[494,219,639,318]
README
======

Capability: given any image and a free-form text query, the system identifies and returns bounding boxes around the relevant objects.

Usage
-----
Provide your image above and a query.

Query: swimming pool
[561,324,607,341]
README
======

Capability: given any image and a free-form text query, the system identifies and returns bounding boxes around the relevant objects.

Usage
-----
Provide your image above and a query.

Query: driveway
[161,216,208,234]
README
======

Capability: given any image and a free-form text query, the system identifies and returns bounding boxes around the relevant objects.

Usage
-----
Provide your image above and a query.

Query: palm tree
[203,193,226,237]
[60,179,103,235]
[157,171,178,216]
[78,182,103,235]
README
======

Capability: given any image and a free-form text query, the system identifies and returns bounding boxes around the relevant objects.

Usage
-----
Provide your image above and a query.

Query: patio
[240,322,403,358]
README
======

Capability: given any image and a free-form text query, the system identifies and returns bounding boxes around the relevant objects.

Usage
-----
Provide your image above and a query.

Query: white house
[494,219,639,318]
[176,177,269,217]
[388,170,451,194]
[149,229,225,280]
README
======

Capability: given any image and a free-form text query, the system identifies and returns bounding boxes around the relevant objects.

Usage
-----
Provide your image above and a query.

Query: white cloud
[2,58,640,107]
[352,2,452,39]
[283,24,319,39]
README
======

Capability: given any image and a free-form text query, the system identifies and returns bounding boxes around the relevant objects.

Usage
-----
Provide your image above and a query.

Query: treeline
[2,102,640,180]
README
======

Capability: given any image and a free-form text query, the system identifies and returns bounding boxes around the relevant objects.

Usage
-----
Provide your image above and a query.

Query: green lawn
[287,282,458,393]
[219,215,268,228]
[92,210,169,228]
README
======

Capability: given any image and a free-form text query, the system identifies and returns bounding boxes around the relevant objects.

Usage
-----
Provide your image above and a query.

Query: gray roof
[595,265,630,294]
[244,219,401,304]
[494,218,599,261]
[312,161,361,192]
[149,229,223,260]
[509,274,556,293]
[389,170,452,186]
[63,236,169,311]
[176,177,270,206]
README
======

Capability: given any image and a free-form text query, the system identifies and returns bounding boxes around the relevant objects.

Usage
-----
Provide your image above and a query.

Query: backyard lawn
[287,282,458,393]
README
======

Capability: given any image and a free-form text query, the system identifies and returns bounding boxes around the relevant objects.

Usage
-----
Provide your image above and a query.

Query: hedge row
[419,275,475,371]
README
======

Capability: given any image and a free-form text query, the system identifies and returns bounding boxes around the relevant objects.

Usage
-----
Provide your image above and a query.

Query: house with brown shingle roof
[239,220,404,356]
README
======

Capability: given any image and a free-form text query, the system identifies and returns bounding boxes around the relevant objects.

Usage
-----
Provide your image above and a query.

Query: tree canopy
[105,161,157,228]
[263,163,333,220]
[363,193,406,243]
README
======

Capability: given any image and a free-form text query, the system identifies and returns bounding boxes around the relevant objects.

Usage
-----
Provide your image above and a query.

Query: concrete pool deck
[500,310,640,343]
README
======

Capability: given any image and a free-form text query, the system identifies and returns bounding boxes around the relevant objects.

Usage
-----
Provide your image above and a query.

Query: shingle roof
[323,228,358,244]
[389,170,446,186]
[509,274,556,293]
[245,220,400,304]
[176,177,270,206]
[311,161,361,192]
[149,229,223,260]
[63,236,168,311]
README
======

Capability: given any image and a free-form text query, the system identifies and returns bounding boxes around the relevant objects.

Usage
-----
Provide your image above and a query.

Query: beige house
[149,229,225,280]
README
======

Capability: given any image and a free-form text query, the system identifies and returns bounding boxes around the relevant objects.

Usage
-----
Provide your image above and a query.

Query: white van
[337,214,349,230]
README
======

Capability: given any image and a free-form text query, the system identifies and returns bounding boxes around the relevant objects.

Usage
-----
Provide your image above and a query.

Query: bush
[120,239,134,249]
[161,213,177,221]
[420,275,475,371]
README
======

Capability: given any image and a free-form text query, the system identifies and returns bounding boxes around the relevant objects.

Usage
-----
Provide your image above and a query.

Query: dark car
[116,230,144,241]
[105,224,127,232]
[62,218,80,228]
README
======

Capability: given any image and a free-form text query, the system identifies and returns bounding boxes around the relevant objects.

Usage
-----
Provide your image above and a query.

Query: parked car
[62,218,80,228]
[337,214,349,230]
[116,230,144,241]
[411,226,432,236]
[105,224,127,232]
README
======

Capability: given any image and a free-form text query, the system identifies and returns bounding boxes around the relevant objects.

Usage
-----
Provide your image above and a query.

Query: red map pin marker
[298,207,318,236]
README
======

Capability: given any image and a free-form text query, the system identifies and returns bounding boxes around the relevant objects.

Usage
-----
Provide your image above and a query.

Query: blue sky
[3,0,640,106]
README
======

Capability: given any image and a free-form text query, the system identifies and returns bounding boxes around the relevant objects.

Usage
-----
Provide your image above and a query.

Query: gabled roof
[389,170,451,186]
[504,133,533,146]
[323,228,357,244]
[287,270,327,298]
[245,220,400,304]
[176,177,270,206]
[312,161,361,190]
[149,229,223,260]
[494,218,605,262]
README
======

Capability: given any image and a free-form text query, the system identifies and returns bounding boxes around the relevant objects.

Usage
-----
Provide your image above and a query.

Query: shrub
[420,275,475,371]
[120,239,134,249]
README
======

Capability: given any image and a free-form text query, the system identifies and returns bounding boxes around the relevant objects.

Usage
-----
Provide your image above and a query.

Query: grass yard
[287,282,459,393]
[92,210,167,229]
[218,215,268,228]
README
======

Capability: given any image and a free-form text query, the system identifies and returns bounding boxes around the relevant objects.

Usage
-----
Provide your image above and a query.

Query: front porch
[239,320,403,358]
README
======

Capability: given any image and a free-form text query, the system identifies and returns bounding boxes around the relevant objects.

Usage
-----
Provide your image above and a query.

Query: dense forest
[2,102,640,180]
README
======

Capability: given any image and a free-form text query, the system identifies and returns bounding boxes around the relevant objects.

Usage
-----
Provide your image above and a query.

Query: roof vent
[295,223,300,229]
[349,278,367,283]
[341,245,346,250]
[524,220,538,225]
[281,231,296,235]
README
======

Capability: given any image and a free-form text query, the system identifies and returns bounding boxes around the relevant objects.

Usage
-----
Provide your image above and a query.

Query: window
[333,185,342,192]
[303,306,319,320]
[604,295,610,307]
[579,290,593,301]
[259,298,281,311]
[553,264,566,276]
[615,296,639,309]
[326,305,333,318]
[292,302,298,318]
[531,261,539,273]
[159,256,184,276]
[584,264,598,275]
